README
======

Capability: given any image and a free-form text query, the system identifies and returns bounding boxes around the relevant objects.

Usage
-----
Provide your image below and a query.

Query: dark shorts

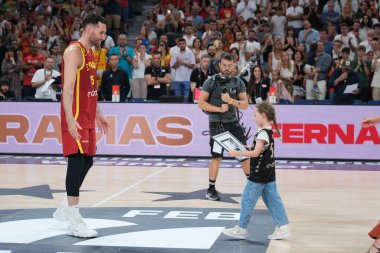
[209,120,247,158]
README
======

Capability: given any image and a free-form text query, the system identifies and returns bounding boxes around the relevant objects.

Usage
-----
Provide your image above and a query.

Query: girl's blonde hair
[255,101,281,137]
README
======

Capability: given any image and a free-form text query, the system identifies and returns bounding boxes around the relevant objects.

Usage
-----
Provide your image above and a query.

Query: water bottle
[112,84,120,102]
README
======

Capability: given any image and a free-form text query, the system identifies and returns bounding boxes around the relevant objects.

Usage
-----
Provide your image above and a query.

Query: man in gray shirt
[305,40,332,102]
[198,53,250,201]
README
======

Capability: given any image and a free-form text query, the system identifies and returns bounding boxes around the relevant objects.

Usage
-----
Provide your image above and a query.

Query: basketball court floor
[0,155,379,253]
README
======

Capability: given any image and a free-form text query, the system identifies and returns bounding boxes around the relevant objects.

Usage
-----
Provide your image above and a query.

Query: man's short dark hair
[83,13,105,29]
[178,37,186,43]
[220,53,233,62]
[153,51,162,57]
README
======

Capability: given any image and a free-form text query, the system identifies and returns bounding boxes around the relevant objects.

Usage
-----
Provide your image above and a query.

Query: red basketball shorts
[62,128,96,157]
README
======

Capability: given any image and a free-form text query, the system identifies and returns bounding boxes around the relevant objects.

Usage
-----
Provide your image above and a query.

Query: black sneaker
[205,188,220,201]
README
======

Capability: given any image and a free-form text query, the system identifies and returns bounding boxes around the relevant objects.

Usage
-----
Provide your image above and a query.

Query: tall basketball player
[53,13,110,238]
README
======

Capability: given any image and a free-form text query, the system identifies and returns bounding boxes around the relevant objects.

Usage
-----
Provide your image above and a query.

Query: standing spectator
[279,51,295,102]
[189,54,211,102]
[332,39,342,59]
[330,59,360,104]
[321,1,341,32]
[49,43,62,72]
[371,51,380,100]
[218,0,235,21]
[156,41,171,68]
[104,0,122,37]
[298,20,320,53]
[303,0,322,30]
[101,54,130,102]
[183,23,197,48]
[108,34,134,80]
[359,15,373,43]
[270,7,287,40]
[268,38,283,77]
[170,37,195,102]
[93,43,108,97]
[319,28,333,55]
[20,44,45,99]
[1,47,21,99]
[120,0,130,33]
[131,44,151,99]
[353,45,371,102]
[33,14,49,41]
[283,26,298,58]
[201,19,220,49]
[31,56,61,101]
[144,51,172,100]
[341,3,355,27]
[305,40,332,102]
[207,45,218,75]
[286,0,304,37]
[292,50,306,101]
[236,0,257,22]
[334,22,358,60]
[192,37,207,67]
[359,30,374,53]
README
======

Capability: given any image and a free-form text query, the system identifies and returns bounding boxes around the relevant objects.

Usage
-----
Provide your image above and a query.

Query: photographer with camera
[198,53,250,201]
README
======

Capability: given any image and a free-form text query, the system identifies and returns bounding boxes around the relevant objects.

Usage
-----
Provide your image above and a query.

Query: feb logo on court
[0,207,274,253]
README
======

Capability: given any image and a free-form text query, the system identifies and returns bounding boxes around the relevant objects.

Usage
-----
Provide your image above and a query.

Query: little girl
[223,101,290,240]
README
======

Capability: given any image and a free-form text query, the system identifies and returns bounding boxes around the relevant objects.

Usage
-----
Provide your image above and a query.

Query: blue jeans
[239,180,289,229]
[173,81,190,102]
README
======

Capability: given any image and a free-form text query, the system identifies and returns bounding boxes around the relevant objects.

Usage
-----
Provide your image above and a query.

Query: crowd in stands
[1,0,380,105]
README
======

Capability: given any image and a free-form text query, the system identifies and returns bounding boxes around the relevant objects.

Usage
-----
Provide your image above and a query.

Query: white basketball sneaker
[53,205,73,223]
[223,225,248,239]
[268,225,290,240]
[67,215,98,238]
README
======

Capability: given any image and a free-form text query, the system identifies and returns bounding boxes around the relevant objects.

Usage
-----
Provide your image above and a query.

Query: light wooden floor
[0,163,379,253]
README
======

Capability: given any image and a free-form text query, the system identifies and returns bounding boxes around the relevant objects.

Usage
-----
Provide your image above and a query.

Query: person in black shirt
[329,59,360,105]
[144,51,171,100]
[189,54,211,103]
[223,102,290,241]
[101,54,130,102]
[246,66,271,103]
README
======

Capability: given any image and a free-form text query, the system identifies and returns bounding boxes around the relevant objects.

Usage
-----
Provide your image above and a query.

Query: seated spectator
[246,66,271,103]
[1,47,21,99]
[298,20,320,53]
[49,43,62,72]
[329,59,360,105]
[0,80,16,101]
[144,51,172,101]
[31,56,61,101]
[101,54,130,102]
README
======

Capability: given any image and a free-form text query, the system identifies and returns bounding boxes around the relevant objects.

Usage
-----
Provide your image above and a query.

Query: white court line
[92,167,170,207]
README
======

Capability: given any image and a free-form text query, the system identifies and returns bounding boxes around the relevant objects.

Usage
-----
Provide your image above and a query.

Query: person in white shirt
[270,7,287,39]
[286,0,303,37]
[131,44,151,99]
[170,38,195,102]
[183,23,197,48]
[32,56,61,101]
[334,22,357,60]
[236,0,257,21]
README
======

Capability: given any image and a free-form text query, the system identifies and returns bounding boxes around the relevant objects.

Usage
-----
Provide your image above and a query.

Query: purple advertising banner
[0,102,379,160]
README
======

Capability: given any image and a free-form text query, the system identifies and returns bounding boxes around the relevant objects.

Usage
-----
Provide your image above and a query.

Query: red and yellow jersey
[61,41,98,130]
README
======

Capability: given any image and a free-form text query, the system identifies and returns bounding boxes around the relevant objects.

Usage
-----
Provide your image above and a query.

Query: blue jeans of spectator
[238,180,289,229]
[173,81,190,102]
